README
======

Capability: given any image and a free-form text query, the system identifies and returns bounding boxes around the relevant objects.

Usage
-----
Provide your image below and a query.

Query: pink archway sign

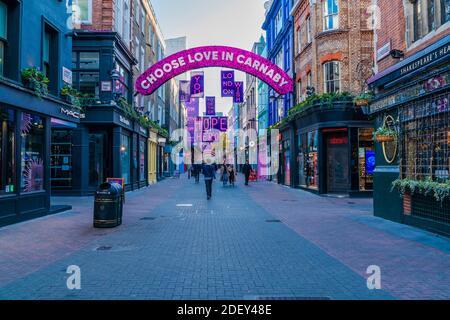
[135,45,294,96]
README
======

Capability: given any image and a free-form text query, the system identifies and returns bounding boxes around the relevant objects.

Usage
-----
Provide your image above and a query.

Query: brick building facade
[293,0,374,101]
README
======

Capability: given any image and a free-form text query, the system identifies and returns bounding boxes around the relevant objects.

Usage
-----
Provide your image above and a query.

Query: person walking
[193,164,201,184]
[221,163,229,187]
[228,165,236,187]
[202,161,216,200]
[242,160,252,186]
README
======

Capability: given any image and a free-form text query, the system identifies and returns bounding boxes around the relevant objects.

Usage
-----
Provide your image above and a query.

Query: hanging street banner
[190,71,204,98]
[179,80,191,102]
[202,116,228,132]
[221,70,235,97]
[205,97,216,116]
[185,98,200,142]
[233,81,244,103]
[135,46,294,97]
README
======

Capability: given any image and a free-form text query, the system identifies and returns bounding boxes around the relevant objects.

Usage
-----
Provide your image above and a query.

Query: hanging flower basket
[355,98,370,106]
[373,126,396,143]
[375,134,395,143]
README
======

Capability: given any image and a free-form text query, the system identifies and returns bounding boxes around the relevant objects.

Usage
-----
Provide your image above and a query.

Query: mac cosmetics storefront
[0,94,80,227]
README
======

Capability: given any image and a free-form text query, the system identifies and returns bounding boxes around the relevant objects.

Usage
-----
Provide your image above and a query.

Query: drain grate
[96,246,112,251]
[140,217,156,221]
[266,219,282,223]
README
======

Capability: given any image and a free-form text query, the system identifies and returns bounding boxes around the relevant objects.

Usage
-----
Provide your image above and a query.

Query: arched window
[323,61,340,93]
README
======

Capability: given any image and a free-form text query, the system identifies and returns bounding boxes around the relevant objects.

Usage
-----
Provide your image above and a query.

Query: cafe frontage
[368,34,450,236]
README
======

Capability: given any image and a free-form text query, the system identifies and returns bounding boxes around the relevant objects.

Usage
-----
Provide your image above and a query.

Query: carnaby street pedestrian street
[0,175,448,300]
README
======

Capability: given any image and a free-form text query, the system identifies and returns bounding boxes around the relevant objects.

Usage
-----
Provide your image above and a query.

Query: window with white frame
[115,0,130,45]
[297,80,303,103]
[323,61,340,93]
[73,0,93,24]
[297,27,302,54]
[323,0,339,31]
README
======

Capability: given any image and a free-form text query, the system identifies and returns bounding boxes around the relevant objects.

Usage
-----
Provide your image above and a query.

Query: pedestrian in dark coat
[202,163,216,200]
[242,160,252,186]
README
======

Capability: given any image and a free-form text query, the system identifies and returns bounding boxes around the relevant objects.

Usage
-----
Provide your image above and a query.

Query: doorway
[325,131,349,194]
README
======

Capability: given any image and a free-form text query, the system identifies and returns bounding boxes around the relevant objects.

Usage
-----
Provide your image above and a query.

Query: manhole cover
[266,219,282,223]
[140,217,156,221]
[96,246,112,251]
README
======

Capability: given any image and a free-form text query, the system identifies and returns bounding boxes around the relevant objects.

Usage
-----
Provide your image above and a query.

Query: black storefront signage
[399,43,450,77]
[119,115,131,126]
[60,107,85,119]
[370,71,450,113]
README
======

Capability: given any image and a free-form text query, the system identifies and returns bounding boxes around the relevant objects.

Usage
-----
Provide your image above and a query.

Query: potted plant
[21,67,50,99]
[374,126,396,143]
[354,92,374,106]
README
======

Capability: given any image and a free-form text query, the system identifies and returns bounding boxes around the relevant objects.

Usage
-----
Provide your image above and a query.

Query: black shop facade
[368,34,450,236]
[278,101,374,197]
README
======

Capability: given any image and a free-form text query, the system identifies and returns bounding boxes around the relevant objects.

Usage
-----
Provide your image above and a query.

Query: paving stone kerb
[0,175,447,300]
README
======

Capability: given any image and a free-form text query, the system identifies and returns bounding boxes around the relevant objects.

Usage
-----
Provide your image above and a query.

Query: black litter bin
[94,182,123,228]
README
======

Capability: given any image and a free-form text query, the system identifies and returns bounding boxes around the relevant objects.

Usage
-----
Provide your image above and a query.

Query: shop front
[291,101,374,196]
[0,83,80,226]
[368,35,450,236]
[148,130,158,184]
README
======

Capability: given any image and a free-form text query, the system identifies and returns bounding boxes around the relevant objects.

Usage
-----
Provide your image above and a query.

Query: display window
[0,106,16,195]
[51,130,73,189]
[358,128,375,191]
[121,134,131,184]
[298,130,318,189]
[21,113,45,193]
[139,139,146,182]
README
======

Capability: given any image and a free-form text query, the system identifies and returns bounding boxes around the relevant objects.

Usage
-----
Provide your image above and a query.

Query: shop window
[21,113,45,193]
[0,106,16,195]
[120,134,131,184]
[79,52,99,69]
[89,132,105,188]
[79,72,100,98]
[413,0,450,42]
[298,130,319,189]
[115,61,130,100]
[323,61,341,93]
[323,0,339,31]
[51,130,73,190]
[400,93,450,181]
[358,128,375,191]
[140,140,146,182]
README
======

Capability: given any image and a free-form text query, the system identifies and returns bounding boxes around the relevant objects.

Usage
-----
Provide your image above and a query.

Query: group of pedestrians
[187,160,255,200]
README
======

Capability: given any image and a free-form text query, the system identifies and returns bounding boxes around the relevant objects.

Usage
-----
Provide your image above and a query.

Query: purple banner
[202,116,228,132]
[221,70,235,97]
[179,80,191,102]
[206,97,216,116]
[233,81,244,103]
[190,71,204,98]
[185,98,200,141]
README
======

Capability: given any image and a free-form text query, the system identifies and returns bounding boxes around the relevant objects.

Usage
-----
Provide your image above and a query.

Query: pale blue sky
[152,0,267,115]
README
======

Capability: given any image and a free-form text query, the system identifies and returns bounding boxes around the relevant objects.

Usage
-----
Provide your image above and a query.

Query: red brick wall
[293,0,374,100]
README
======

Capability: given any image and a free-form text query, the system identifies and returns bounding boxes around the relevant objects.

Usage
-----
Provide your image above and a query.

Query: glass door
[326,132,349,193]
[89,132,105,188]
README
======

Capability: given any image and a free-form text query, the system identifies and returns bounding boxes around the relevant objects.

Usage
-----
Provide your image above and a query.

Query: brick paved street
[0,175,448,300]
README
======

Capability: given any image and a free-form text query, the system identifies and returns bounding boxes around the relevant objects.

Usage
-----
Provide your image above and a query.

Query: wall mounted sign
[135,46,294,96]
[377,42,391,61]
[399,43,450,77]
[221,70,235,97]
[382,115,398,164]
[101,81,112,92]
[62,67,72,84]
[60,107,85,119]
